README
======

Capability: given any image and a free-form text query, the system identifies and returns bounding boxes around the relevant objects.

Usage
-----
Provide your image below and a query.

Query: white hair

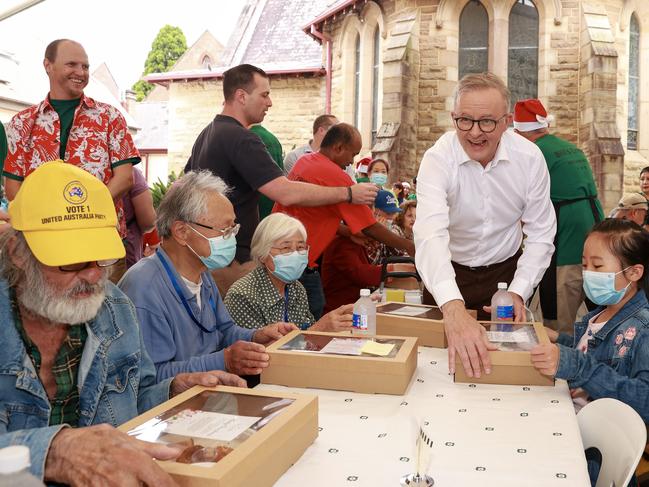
[250,213,307,265]
[157,171,229,238]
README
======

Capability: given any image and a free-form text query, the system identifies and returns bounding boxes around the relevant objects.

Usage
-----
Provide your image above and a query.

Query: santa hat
[513,99,554,132]
[356,157,371,175]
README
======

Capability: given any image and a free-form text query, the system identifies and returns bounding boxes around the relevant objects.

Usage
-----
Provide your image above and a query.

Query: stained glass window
[371,27,381,146]
[508,0,539,106]
[354,34,361,129]
[628,14,640,150]
[459,1,489,79]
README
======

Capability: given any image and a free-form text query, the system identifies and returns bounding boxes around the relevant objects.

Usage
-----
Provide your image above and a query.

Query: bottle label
[496,305,514,321]
[352,313,368,330]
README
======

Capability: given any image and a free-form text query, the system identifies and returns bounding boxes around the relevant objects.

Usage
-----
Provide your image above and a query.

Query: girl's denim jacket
[556,290,649,422]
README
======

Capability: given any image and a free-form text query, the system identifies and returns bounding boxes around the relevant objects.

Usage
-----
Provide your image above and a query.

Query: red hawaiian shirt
[4,94,141,238]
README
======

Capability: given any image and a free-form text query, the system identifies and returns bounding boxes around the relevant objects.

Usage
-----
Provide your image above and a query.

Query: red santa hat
[355,157,371,175]
[513,99,554,131]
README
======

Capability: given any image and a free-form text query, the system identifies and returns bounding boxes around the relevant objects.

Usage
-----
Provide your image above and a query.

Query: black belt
[453,250,522,272]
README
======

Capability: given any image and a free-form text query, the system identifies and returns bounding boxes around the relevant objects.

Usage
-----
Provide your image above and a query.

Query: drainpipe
[310,24,332,113]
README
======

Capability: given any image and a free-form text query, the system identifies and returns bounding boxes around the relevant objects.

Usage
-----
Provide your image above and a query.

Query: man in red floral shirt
[3,39,139,240]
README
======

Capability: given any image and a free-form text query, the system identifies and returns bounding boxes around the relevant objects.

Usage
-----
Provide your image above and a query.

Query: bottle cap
[360,289,371,297]
[497,282,508,290]
[0,445,30,474]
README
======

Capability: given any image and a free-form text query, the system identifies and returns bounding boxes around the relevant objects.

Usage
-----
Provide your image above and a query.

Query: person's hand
[442,300,497,378]
[482,292,526,321]
[170,370,246,397]
[224,340,270,375]
[530,343,560,376]
[312,304,354,332]
[44,424,181,486]
[350,183,379,205]
[253,322,297,344]
[545,326,559,343]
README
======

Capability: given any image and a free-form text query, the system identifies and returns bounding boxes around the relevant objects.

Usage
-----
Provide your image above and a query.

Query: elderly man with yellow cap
[514,98,604,333]
[613,193,649,227]
[0,161,245,485]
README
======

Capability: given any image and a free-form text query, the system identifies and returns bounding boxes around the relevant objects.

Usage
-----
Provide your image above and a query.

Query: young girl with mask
[367,158,390,189]
[224,213,354,332]
[531,219,649,425]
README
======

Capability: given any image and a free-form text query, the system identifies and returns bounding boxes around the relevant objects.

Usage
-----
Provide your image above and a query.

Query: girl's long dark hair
[588,219,649,299]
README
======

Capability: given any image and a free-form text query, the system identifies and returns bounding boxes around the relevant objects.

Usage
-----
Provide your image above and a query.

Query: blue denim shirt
[0,280,172,480]
[556,290,649,422]
[118,248,255,381]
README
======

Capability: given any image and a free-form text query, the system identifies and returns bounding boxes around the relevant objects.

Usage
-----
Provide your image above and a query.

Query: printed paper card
[165,409,261,442]
[320,338,368,356]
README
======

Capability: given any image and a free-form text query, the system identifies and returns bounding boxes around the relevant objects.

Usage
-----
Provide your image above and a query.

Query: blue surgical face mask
[187,226,236,270]
[270,251,308,283]
[370,173,388,186]
[582,267,631,306]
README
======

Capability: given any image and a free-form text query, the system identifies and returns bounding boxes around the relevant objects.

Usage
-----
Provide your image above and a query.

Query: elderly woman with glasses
[224,213,353,331]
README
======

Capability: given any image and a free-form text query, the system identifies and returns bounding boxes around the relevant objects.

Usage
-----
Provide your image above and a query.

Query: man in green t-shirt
[514,99,603,333]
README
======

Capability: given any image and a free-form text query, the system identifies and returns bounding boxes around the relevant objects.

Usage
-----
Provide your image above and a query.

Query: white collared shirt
[413,130,556,307]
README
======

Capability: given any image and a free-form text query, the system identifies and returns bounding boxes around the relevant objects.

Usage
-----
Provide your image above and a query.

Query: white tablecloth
[257,346,590,487]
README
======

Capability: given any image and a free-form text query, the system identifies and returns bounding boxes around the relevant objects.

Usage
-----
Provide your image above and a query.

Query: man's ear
[43,58,51,75]
[170,221,190,246]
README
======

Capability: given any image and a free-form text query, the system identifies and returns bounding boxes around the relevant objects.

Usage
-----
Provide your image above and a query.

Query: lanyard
[284,286,289,322]
[157,250,218,333]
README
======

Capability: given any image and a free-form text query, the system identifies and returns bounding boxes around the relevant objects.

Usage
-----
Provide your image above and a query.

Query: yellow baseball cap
[9,160,125,266]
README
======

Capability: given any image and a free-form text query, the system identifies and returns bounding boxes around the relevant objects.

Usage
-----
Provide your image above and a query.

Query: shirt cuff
[508,276,533,302]
[431,278,464,308]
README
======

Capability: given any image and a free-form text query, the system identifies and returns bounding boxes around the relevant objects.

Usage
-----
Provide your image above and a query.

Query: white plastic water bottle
[491,282,514,322]
[352,289,376,335]
[0,445,44,486]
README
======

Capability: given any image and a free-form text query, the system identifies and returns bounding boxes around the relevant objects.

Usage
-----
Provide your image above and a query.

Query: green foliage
[150,171,178,209]
[132,25,187,101]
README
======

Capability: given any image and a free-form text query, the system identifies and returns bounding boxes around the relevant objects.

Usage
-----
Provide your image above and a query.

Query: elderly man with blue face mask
[119,171,296,381]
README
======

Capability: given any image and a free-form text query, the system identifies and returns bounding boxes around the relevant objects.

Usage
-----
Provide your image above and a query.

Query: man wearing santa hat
[514,98,604,333]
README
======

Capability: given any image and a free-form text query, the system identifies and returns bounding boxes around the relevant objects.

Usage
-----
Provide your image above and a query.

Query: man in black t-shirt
[185,64,378,293]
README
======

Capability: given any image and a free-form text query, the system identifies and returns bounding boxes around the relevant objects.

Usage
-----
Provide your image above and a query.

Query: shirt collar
[40,93,95,113]
[253,266,300,308]
[455,131,510,169]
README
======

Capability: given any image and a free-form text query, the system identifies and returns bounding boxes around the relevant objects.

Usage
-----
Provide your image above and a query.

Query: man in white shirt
[283,114,338,175]
[414,73,556,379]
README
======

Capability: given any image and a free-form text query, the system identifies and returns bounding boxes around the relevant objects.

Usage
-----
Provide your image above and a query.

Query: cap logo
[63,181,88,205]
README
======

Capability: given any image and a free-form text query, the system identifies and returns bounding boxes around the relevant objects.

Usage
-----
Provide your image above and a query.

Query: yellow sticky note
[360,341,395,357]
[385,289,405,302]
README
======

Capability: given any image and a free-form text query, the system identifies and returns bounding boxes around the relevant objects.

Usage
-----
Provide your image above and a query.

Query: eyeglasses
[189,222,240,239]
[453,114,508,133]
[59,259,119,272]
[271,244,309,256]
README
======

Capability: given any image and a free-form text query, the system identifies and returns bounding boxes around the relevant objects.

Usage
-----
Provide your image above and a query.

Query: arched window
[354,34,361,129]
[201,55,212,70]
[458,1,488,80]
[371,27,381,145]
[628,13,640,150]
[508,0,539,105]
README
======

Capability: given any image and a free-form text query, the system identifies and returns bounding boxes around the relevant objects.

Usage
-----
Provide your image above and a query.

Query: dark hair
[222,64,268,101]
[320,123,357,149]
[368,158,389,174]
[44,39,74,62]
[588,219,649,297]
[313,114,337,134]
[641,167,649,178]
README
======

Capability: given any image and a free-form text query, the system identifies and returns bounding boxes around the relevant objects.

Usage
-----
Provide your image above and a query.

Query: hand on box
[44,424,182,486]
[224,340,270,375]
[442,300,497,378]
[170,370,247,397]
[312,303,354,332]
[253,322,298,344]
[530,343,560,376]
